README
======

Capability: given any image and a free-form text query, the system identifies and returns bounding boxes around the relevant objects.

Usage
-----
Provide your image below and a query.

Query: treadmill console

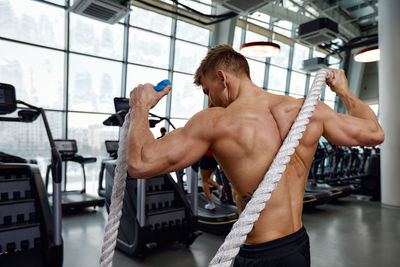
[0,83,17,115]
[105,140,119,154]
[54,140,78,156]
[114,97,129,112]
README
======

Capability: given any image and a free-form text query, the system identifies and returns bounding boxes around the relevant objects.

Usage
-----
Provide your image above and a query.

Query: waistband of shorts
[238,226,308,258]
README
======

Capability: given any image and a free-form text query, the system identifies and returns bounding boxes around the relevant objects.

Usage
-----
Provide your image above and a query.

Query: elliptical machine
[0,83,63,266]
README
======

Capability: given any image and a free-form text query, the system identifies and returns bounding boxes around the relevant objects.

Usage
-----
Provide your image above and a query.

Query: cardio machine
[102,97,201,257]
[0,83,63,266]
[45,139,104,211]
[184,163,239,234]
[98,140,119,198]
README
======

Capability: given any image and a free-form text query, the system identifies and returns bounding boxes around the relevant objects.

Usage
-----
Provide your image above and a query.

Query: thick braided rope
[99,111,131,267]
[209,68,333,267]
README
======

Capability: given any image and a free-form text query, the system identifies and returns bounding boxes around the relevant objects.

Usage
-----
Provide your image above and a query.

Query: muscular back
[128,69,383,245]
[211,91,323,244]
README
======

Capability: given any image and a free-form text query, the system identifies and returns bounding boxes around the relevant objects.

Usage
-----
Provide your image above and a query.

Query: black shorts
[233,226,310,267]
[200,155,218,170]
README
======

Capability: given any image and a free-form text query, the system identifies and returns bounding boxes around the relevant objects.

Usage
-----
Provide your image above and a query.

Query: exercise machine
[45,139,104,211]
[103,96,201,257]
[0,83,63,266]
[184,164,239,234]
[104,162,201,257]
[98,140,119,198]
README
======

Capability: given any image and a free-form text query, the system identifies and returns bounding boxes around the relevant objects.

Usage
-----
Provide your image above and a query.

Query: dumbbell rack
[104,162,201,257]
[0,164,62,266]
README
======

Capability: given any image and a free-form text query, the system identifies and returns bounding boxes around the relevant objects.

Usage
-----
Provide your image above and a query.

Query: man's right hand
[326,69,350,97]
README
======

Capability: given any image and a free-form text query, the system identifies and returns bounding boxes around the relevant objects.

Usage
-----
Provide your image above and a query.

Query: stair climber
[0,83,63,266]
[104,162,201,257]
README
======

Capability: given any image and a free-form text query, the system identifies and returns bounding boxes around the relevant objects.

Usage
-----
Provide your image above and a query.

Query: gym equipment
[103,161,201,257]
[310,141,357,199]
[103,97,175,128]
[98,140,119,198]
[209,69,334,266]
[100,81,186,266]
[45,139,104,211]
[0,83,63,266]
[182,164,239,235]
[311,140,380,201]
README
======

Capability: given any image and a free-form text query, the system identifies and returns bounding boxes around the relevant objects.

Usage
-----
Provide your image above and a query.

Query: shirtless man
[127,45,384,266]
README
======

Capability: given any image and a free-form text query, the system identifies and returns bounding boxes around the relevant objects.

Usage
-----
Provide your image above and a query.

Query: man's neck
[235,79,263,100]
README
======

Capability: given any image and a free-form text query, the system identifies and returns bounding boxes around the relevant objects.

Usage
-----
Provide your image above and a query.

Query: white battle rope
[208,68,333,267]
[99,111,131,267]
[99,68,333,267]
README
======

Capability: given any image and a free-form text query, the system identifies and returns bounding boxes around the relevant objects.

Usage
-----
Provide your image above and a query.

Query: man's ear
[217,70,228,88]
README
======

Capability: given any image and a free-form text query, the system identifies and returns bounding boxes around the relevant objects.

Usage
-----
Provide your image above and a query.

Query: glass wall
[233,18,340,105]
[0,0,211,194]
[0,0,341,193]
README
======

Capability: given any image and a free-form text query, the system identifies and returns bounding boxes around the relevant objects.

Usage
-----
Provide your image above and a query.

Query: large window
[170,72,204,118]
[289,71,307,97]
[174,40,208,74]
[0,0,65,48]
[248,59,266,88]
[292,43,310,72]
[67,113,119,193]
[68,54,122,113]
[232,27,242,51]
[0,40,64,110]
[0,0,212,192]
[70,13,124,60]
[270,40,290,68]
[1,0,341,191]
[176,20,209,45]
[268,66,287,92]
[130,6,172,35]
[128,28,171,68]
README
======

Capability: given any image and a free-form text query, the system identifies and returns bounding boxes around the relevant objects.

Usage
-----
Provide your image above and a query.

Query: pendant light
[354,45,380,62]
[240,41,281,58]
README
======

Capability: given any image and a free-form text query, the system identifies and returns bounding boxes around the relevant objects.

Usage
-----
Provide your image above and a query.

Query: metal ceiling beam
[257,2,311,26]
[346,0,377,12]
[304,0,362,40]
[340,11,377,25]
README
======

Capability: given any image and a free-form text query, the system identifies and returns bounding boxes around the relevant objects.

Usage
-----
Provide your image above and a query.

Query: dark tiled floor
[62,197,400,267]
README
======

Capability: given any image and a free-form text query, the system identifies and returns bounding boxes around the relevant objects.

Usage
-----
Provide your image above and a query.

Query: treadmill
[45,139,104,211]
[307,141,356,201]
[185,165,239,234]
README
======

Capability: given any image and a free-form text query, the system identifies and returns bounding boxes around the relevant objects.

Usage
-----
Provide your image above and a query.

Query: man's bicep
[153,126,210,173]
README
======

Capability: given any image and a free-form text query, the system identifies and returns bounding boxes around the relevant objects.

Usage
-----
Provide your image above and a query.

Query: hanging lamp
[354,45,380,62]
[240,41,281,58]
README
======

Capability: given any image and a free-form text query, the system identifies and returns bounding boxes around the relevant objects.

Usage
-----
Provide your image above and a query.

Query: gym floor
[62,197,400,267]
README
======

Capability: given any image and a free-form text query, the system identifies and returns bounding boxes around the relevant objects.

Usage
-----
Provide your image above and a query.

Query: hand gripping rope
[208,68,333,266]
[99,69,332,267]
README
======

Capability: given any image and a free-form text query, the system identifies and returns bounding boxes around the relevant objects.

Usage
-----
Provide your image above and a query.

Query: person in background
[157,127,166,139]
[200,150,226,210]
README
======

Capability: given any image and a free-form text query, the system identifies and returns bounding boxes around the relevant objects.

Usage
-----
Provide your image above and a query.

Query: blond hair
[194,45,250,85]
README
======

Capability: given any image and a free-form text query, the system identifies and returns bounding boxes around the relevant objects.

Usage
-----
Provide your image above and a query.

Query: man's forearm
[338,89,379,123]
[127,106,154,167]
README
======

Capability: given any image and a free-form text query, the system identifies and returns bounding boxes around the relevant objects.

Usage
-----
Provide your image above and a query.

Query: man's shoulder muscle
[184,107,226,140]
